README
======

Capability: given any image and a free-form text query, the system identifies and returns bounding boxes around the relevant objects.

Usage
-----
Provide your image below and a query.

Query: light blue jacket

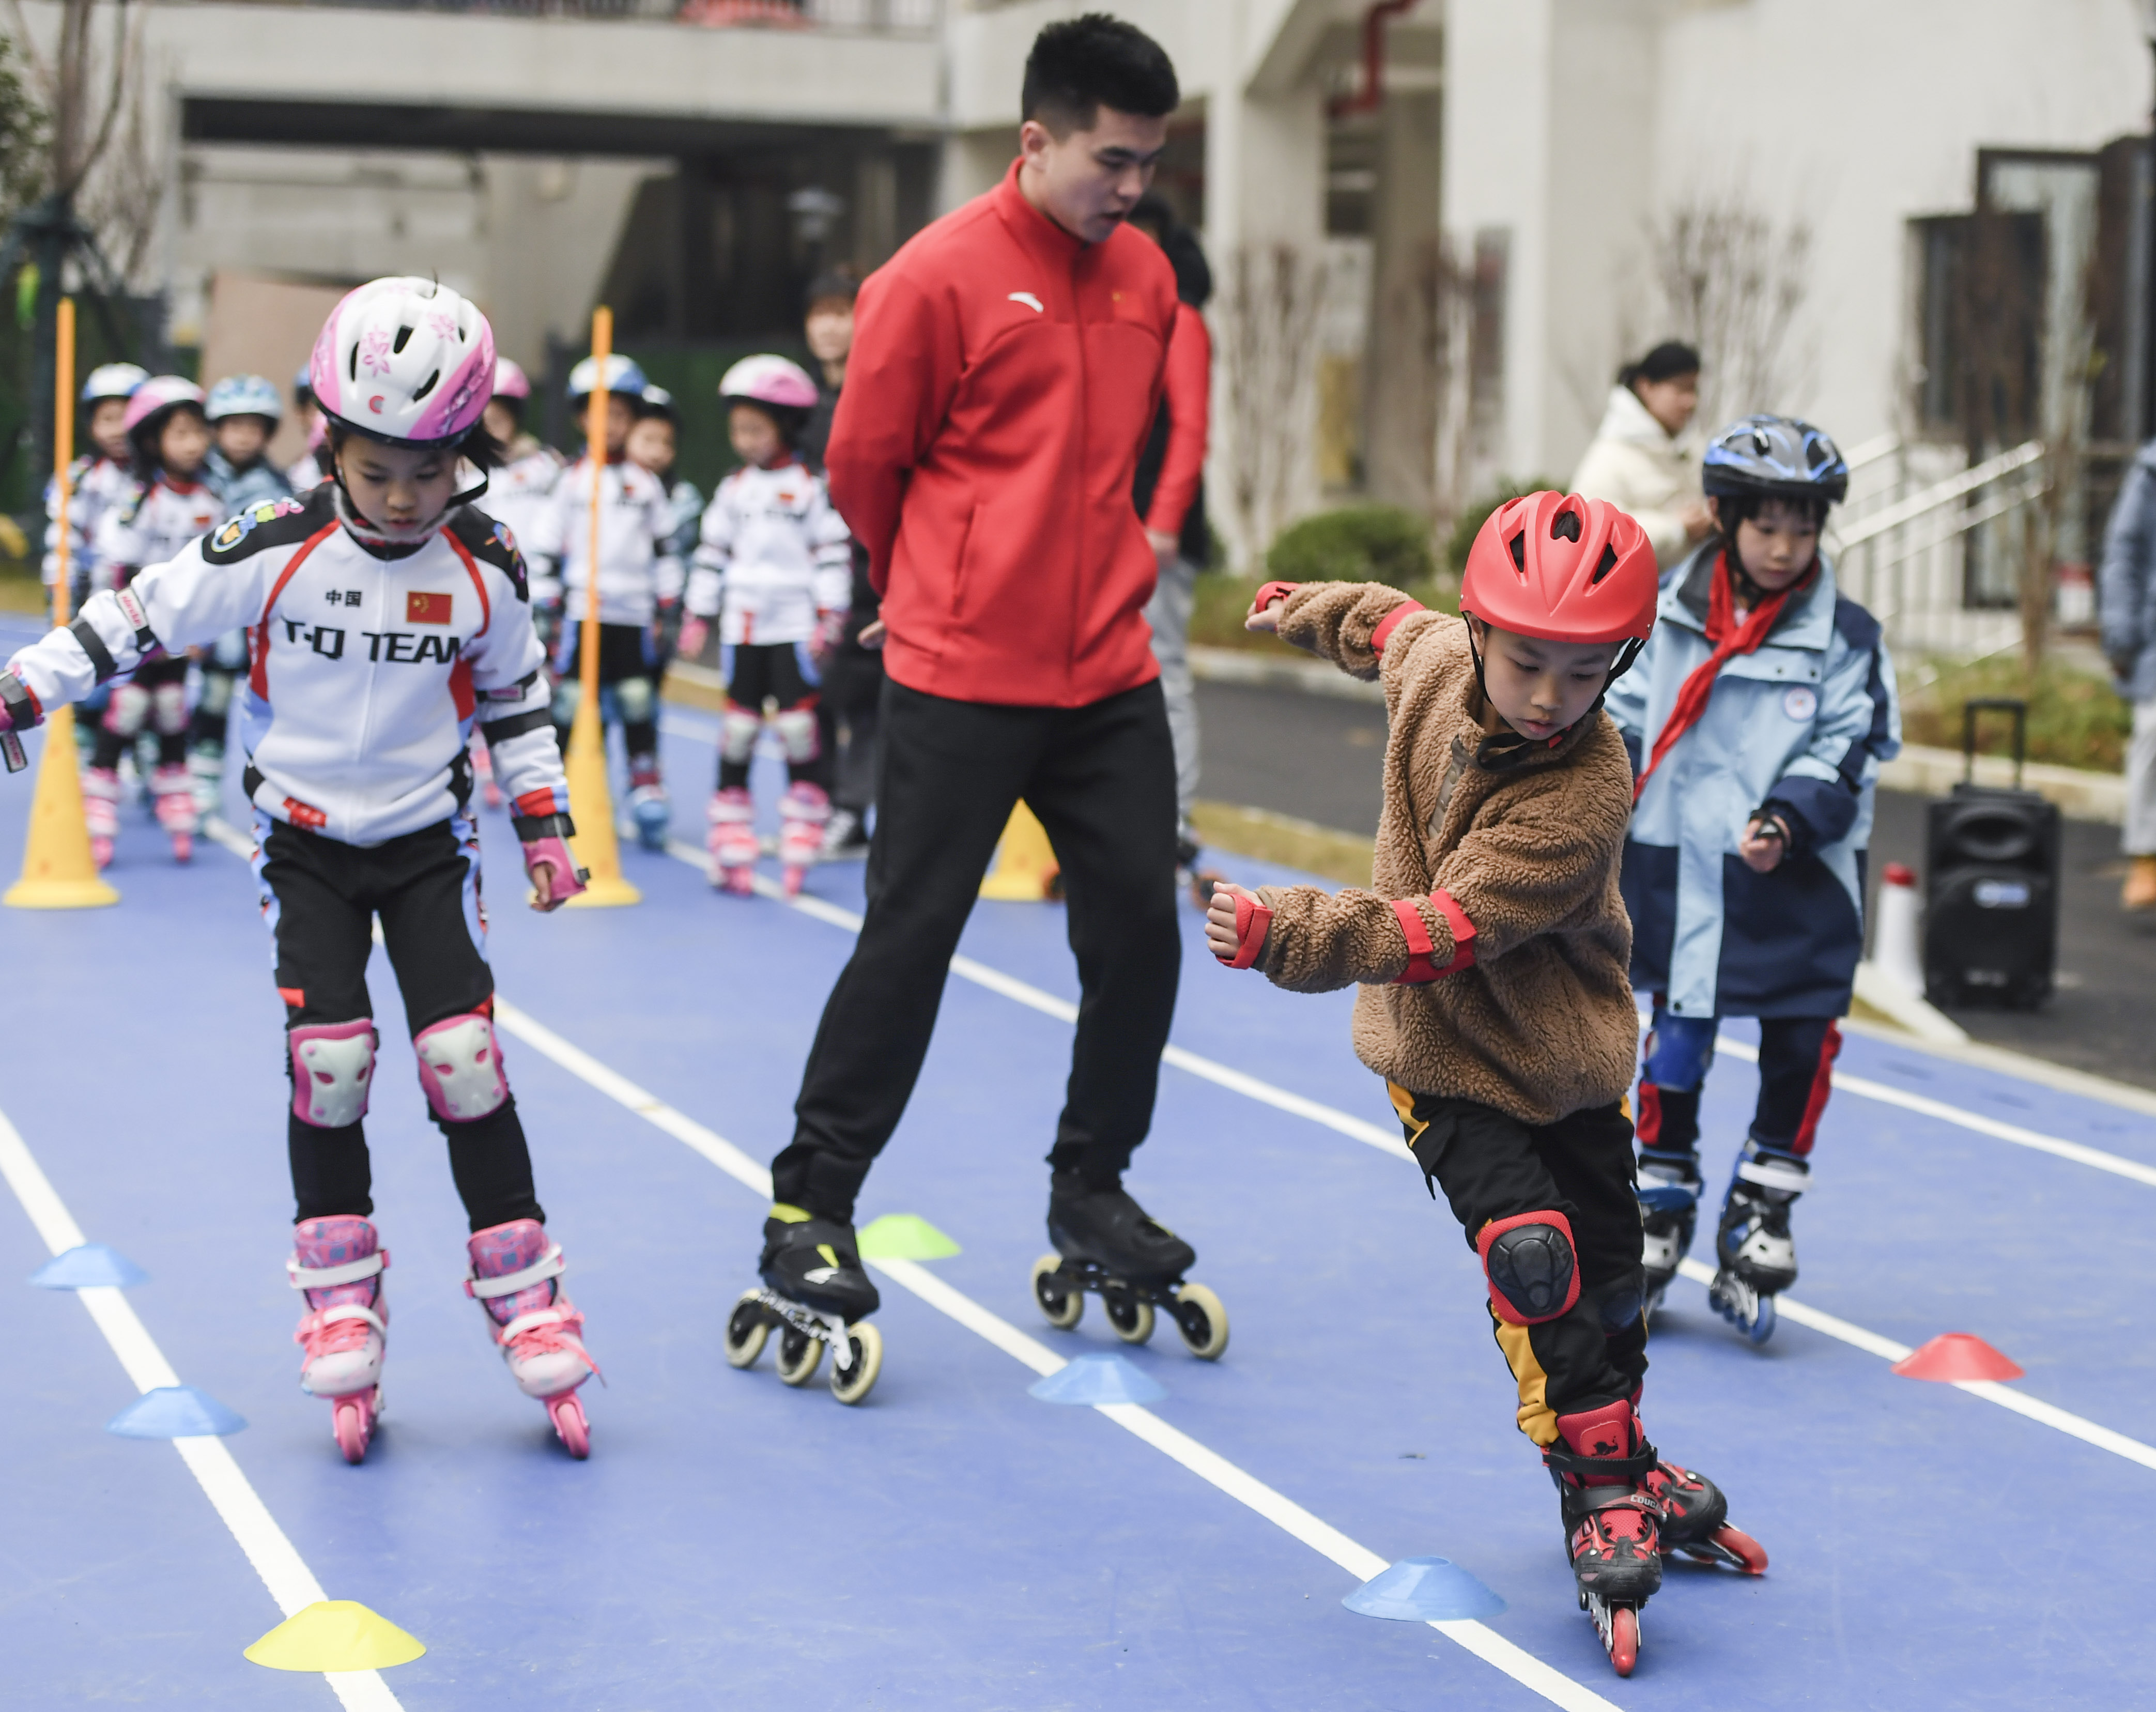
[1605,544,1901,1020]
[2099,439,2156,702]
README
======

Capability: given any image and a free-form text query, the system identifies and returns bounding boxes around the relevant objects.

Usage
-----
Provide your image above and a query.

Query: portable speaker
[1922,699,2059,1010]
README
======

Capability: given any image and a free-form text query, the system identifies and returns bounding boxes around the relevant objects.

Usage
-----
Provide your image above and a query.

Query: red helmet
[1460,491,1657,645]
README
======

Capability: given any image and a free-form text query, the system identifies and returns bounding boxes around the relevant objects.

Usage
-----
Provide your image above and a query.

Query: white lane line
[490,995,1618,1712]
[0,1104,404,1711]
[1671,1259,2156,1473]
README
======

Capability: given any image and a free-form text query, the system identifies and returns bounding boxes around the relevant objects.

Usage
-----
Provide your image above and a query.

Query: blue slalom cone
[1343,1556,1507,1622]
[31,1243,147,1289]
[1028,1351,1167,1406]
[107,1385,248,1438]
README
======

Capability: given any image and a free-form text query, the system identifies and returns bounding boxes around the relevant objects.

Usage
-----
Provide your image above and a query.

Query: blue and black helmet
[1701,414,1847,505]
[206,374,285,424]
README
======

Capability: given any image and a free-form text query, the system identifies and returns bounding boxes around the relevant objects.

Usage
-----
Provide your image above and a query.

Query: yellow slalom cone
[561,302,639,907]
[6,297,116,911]
[979,800,1060,901]
[244,1600,425,1672]
[5,706,119,909]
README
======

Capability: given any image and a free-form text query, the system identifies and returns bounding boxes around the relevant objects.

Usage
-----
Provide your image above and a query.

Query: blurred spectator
[1571,341,1712,573]
[2098,441,2156,911]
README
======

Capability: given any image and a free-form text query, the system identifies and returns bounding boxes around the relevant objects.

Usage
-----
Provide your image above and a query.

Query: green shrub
[1442,476,1561,580]
[1266,504,1435,590]
[1900,654,2131,773]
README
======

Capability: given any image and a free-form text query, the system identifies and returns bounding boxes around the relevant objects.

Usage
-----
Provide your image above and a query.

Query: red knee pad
[1476,1209,1581,1326]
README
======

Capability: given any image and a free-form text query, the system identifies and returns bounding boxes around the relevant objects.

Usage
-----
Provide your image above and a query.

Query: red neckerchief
[1631,550,1813,804]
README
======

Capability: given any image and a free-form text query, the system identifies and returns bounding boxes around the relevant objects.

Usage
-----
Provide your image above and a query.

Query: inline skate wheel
[548,1392,591,1459]
[1103,1286,1154,1346]
[830,1322,883,1406]
[1031,1254,1083,1330]
[1172,1283,1229,1360]
[776,1324,823,1386]
[1709,1524,1768,1575]
[1607,1606,1638,1676]
[725,1291,769,1368]
[332,1396,371,1465]
[1747,1294,1777,1346]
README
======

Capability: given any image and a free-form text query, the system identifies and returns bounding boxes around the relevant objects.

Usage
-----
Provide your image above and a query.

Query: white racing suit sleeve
[6,534,268,713]
[648,478,684,607]
[685,482,734,621]
[807,478,853,615]
[466,564,572,828]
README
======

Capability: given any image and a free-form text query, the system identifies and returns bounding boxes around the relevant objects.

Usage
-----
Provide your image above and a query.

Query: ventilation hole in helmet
[392,326,412,356]
[1591,543,1619,584]
[1551,510,1581,543]
[411,370,439,403]
[1807,437,1833,470]
[1507,531,1526,571]
[348,346,360,383]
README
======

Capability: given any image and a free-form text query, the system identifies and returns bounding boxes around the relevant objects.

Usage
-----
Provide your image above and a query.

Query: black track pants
[775,677,1181,1221]
[255,813,542,1232]
[1392,1086,1647,1446]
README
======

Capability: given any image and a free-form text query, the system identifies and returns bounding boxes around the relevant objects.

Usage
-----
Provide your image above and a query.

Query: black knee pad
[1476,1210,1580,1325]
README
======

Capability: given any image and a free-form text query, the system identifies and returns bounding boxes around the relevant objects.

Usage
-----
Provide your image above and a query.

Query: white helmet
[82,362,148,405]
[567,353,648,401]
[309,277,496,448]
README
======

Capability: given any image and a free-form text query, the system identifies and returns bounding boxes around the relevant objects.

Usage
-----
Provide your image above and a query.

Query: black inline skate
[1635,1148,1702,1323]
[1707,1140,1808,1346]
[724,1206,884,1405]
[1545,1400,1663,1677]
[1030,1173,1229,1359]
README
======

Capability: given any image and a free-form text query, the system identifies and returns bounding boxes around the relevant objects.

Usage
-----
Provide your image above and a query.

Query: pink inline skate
[288,1215,389,1464]
[151,762,197,862]
[81,764,120,869]
[707,786,758,896]
[778,781,829,897]
[466,1219,600,1458]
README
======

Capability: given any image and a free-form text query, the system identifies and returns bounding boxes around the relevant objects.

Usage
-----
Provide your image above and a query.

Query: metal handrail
[1835,439,2045,549]
[1840,433,1901,473]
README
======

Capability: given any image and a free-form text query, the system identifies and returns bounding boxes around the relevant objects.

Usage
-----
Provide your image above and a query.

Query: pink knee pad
[290,1019,378,1129]
[413,1011,509,1122]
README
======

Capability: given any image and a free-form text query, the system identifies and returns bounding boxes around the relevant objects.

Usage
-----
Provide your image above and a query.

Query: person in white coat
[1570,342,1712,573]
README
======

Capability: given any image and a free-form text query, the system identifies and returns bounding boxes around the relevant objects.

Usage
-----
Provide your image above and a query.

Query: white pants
[2129,697,2156,856]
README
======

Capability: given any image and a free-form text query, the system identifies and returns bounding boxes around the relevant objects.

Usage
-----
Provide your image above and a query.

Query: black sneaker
[1046,1174,1196,1285]
[759,1207,881,1319]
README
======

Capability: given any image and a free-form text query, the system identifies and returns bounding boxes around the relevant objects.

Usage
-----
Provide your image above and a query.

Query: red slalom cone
[1891,1333,2025,1382]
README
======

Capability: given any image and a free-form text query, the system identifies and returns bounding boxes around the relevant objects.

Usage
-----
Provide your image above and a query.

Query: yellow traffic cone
[979,799,1060,901]
[5,708,119,909]
[244,1600,425,1672]
[560,691,640,907]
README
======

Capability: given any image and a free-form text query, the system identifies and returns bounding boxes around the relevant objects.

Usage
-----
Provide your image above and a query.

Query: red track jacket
[825,162,1181,706]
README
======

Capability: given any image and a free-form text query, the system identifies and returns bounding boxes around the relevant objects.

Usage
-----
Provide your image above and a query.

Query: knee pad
[151,681,190,736]
[775,703,820,764]
[550,677,581,726]
[1642,1014,1716,1091]
[413,1012,509,1123]
[720,707,762,764]
[1476,1210,1581,1326]
[290,1019,378,1129]
[199,669,235,718]
[105,681,149,737]
[614,674,655,725]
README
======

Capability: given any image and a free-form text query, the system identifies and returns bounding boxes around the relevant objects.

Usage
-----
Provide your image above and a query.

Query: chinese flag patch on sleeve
[407,590,453,625]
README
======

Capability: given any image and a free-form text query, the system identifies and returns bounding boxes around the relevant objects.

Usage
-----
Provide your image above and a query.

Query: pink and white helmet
[493,356,532,402]
[719,354,819,412]
[121,376,206,438]
[309,277,496,448]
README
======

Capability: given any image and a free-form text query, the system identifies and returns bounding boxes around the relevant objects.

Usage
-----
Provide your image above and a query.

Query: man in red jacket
[756,15,1198,1340]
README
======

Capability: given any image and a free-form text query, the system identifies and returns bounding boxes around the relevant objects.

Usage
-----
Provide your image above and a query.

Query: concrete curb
[1851,961,1968,1044]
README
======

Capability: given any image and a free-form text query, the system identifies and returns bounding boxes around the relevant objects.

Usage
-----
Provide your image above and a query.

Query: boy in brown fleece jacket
[1207,491,1765,1676]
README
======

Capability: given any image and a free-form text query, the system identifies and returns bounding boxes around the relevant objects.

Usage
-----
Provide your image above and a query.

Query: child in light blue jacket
[1605,415,1900,1346]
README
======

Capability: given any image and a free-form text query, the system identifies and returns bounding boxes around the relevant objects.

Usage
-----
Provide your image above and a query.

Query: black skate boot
[1643,1455,1769,1575]
[1635,1148,1701,1323]
[1708,1141,1807,1346]
[1545,1399,1663,1677]
[1030,1173,1229,1359]
[723,1207,884,1407]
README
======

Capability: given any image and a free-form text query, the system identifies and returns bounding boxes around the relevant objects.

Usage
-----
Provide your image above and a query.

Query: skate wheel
[1172,1282,1229,1360]
[1607,1606,1638,1677]
[724,1291,769,1369]
[1747,1294,1777,1345]
[726,869,755,897]
[91,838,113,869]
[548,1392,591,1459]
[776,1323,823,1386]
[1710,1524,1768,1575]
[171,833,192,862]
[830,1322,883,1406]
[1103,1286,1154,1346]
[782,865,806,897]
[1030,1254,1083,1330]
[332,1396,371,1465]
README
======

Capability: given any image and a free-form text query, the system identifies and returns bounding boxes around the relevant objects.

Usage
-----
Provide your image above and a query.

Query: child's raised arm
[1248,580,1441,681]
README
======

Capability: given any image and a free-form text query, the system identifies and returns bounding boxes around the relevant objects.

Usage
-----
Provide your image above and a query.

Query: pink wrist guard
[523,835,588,902]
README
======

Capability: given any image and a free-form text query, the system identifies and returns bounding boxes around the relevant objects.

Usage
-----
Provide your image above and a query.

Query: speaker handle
[1963,696,2026,789]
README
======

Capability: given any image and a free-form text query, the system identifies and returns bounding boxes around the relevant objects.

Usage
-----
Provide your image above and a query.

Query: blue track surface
[3,699,2154,1708]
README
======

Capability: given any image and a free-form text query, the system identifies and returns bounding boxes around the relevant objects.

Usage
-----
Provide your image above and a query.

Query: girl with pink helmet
[0,277,605,1463]
[679,354,853,896]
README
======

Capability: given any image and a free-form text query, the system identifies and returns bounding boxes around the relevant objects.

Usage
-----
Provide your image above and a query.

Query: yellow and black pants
[1390,1084,1647,1446]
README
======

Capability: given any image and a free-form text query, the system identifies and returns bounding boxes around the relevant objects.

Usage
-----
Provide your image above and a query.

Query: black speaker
[1922,699,2060,1010]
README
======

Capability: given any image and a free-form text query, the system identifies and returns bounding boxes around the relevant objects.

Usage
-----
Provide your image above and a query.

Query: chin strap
[330,459,490,549]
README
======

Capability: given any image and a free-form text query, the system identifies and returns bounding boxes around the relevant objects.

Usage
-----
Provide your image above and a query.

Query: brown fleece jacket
[1252,582,1639,1124]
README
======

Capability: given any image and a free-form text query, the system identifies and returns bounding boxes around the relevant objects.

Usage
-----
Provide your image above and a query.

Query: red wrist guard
[1250,580,1301,621]
[1218,892,1273,969]
[1391,889,1476,983]
[1369,599,1427,658]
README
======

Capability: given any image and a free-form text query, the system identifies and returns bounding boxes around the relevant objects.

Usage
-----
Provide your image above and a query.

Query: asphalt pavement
[1194,679,2156,1091]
